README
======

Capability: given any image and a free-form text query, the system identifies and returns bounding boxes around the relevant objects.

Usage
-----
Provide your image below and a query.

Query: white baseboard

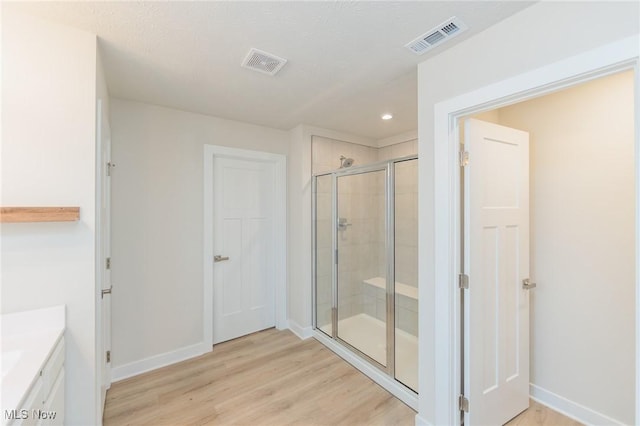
[275,319,288,331]
[288,319,313,340]
[530,384,624,425]
[112,342,209,382]
[414,413,433,426]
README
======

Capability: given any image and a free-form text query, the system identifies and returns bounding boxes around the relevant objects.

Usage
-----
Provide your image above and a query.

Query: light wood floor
[104,328,416,425]
[104,328,582,426]
[507,400,583,426]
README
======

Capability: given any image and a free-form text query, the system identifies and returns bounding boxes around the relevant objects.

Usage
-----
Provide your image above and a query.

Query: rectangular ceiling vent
[405,17,468,55]
[241,48,288,76]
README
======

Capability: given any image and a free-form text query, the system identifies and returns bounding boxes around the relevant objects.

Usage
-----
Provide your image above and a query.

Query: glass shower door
[393,158,418,392]
[336,168,388,367]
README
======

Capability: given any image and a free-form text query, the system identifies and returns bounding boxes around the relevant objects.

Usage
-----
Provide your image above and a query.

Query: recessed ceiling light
[381,113,393,120]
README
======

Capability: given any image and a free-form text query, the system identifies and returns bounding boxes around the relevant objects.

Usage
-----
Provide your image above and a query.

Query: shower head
[340,155,354,168]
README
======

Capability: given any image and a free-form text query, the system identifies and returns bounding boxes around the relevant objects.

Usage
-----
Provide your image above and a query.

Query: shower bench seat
[362,277,418,300]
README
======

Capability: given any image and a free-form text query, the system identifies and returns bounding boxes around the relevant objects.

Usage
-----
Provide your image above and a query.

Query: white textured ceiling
[8,1,534,140]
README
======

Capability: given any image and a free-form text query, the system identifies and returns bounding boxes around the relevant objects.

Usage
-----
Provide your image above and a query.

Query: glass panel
[314,174,333,336]
[394,159,419,391]
[336,169,387,366]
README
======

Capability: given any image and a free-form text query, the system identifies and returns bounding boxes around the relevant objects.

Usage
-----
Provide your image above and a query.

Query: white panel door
[98,99,112,412]
[464,119,530,425]
[213,157,275,344]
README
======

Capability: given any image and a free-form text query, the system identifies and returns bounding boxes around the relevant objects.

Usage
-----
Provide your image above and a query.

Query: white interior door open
[464,118,530,425]
[212,157,276,344]
[98,99,112,411]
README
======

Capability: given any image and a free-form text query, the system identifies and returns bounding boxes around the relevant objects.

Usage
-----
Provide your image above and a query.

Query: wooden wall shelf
[0,207,80,223]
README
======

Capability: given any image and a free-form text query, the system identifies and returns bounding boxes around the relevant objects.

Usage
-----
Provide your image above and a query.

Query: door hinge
[459,394,469,412]
[106,257,111,270]
[459,151,469,167]
[459,273,469,289]
[106,350,111,363]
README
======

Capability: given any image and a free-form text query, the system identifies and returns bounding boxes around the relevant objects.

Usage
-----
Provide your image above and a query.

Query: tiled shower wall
[393,159,418,336]
[312,136,418,336]
[313,136,378,329]
[364,157,418,336]
[377,139,418,161]
[336,170,385,323]
[312,136,378,174]
[378,140,419,336]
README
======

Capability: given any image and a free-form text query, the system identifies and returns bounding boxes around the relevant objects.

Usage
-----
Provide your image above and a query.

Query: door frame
[95,97,112,418]
[203,144,287,350]
[431,36,640,425]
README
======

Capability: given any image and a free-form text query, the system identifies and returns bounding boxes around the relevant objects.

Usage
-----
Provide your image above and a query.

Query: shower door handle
[214,255,230,262]
[338,217,352,230]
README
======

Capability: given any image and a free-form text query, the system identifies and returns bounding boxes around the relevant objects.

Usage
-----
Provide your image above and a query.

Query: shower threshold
[319,313,418,392]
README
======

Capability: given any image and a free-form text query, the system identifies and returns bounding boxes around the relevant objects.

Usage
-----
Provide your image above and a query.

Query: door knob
[522,278,537,290]
[214,255,230,262]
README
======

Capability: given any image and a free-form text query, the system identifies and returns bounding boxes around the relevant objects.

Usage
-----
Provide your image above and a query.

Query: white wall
[97,48,111,128]
[1,8,100,425]
[495,71,635,424]
[417,2,639,423]
[109,99,289,370]
[287,125,312,335]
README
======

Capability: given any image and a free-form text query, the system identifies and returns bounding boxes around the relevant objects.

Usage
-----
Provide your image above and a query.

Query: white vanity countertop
[0,305,65,418]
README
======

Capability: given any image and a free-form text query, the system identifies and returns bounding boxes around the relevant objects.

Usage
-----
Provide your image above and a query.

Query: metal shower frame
[311,154,418,390]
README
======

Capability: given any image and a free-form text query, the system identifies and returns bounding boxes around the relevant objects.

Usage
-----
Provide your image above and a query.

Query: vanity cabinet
[10,338,65,426]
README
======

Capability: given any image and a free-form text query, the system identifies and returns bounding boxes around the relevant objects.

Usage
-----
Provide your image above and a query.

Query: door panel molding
[204,145,287,350]
[464,119,530,425]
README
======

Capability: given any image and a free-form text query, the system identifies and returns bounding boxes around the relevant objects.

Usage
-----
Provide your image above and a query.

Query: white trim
[635,47,640,426]
[111,342,208,382]
[94,98,105,423]
[203,144,287,350]
[530,384,625,426]
[313,330,419,411]
[376,130,418,148]
[431,36,640,425]
[288,320,313,340]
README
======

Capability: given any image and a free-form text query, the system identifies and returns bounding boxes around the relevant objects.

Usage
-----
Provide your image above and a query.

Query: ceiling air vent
[241,48,288,76]
[405,17,468,55]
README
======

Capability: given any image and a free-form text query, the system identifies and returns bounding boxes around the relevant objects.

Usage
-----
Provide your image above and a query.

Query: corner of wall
[286,124,313,330]
[287,319,313,340]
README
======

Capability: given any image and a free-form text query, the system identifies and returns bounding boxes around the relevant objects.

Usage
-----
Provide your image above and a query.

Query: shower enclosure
[313,155,418,395]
